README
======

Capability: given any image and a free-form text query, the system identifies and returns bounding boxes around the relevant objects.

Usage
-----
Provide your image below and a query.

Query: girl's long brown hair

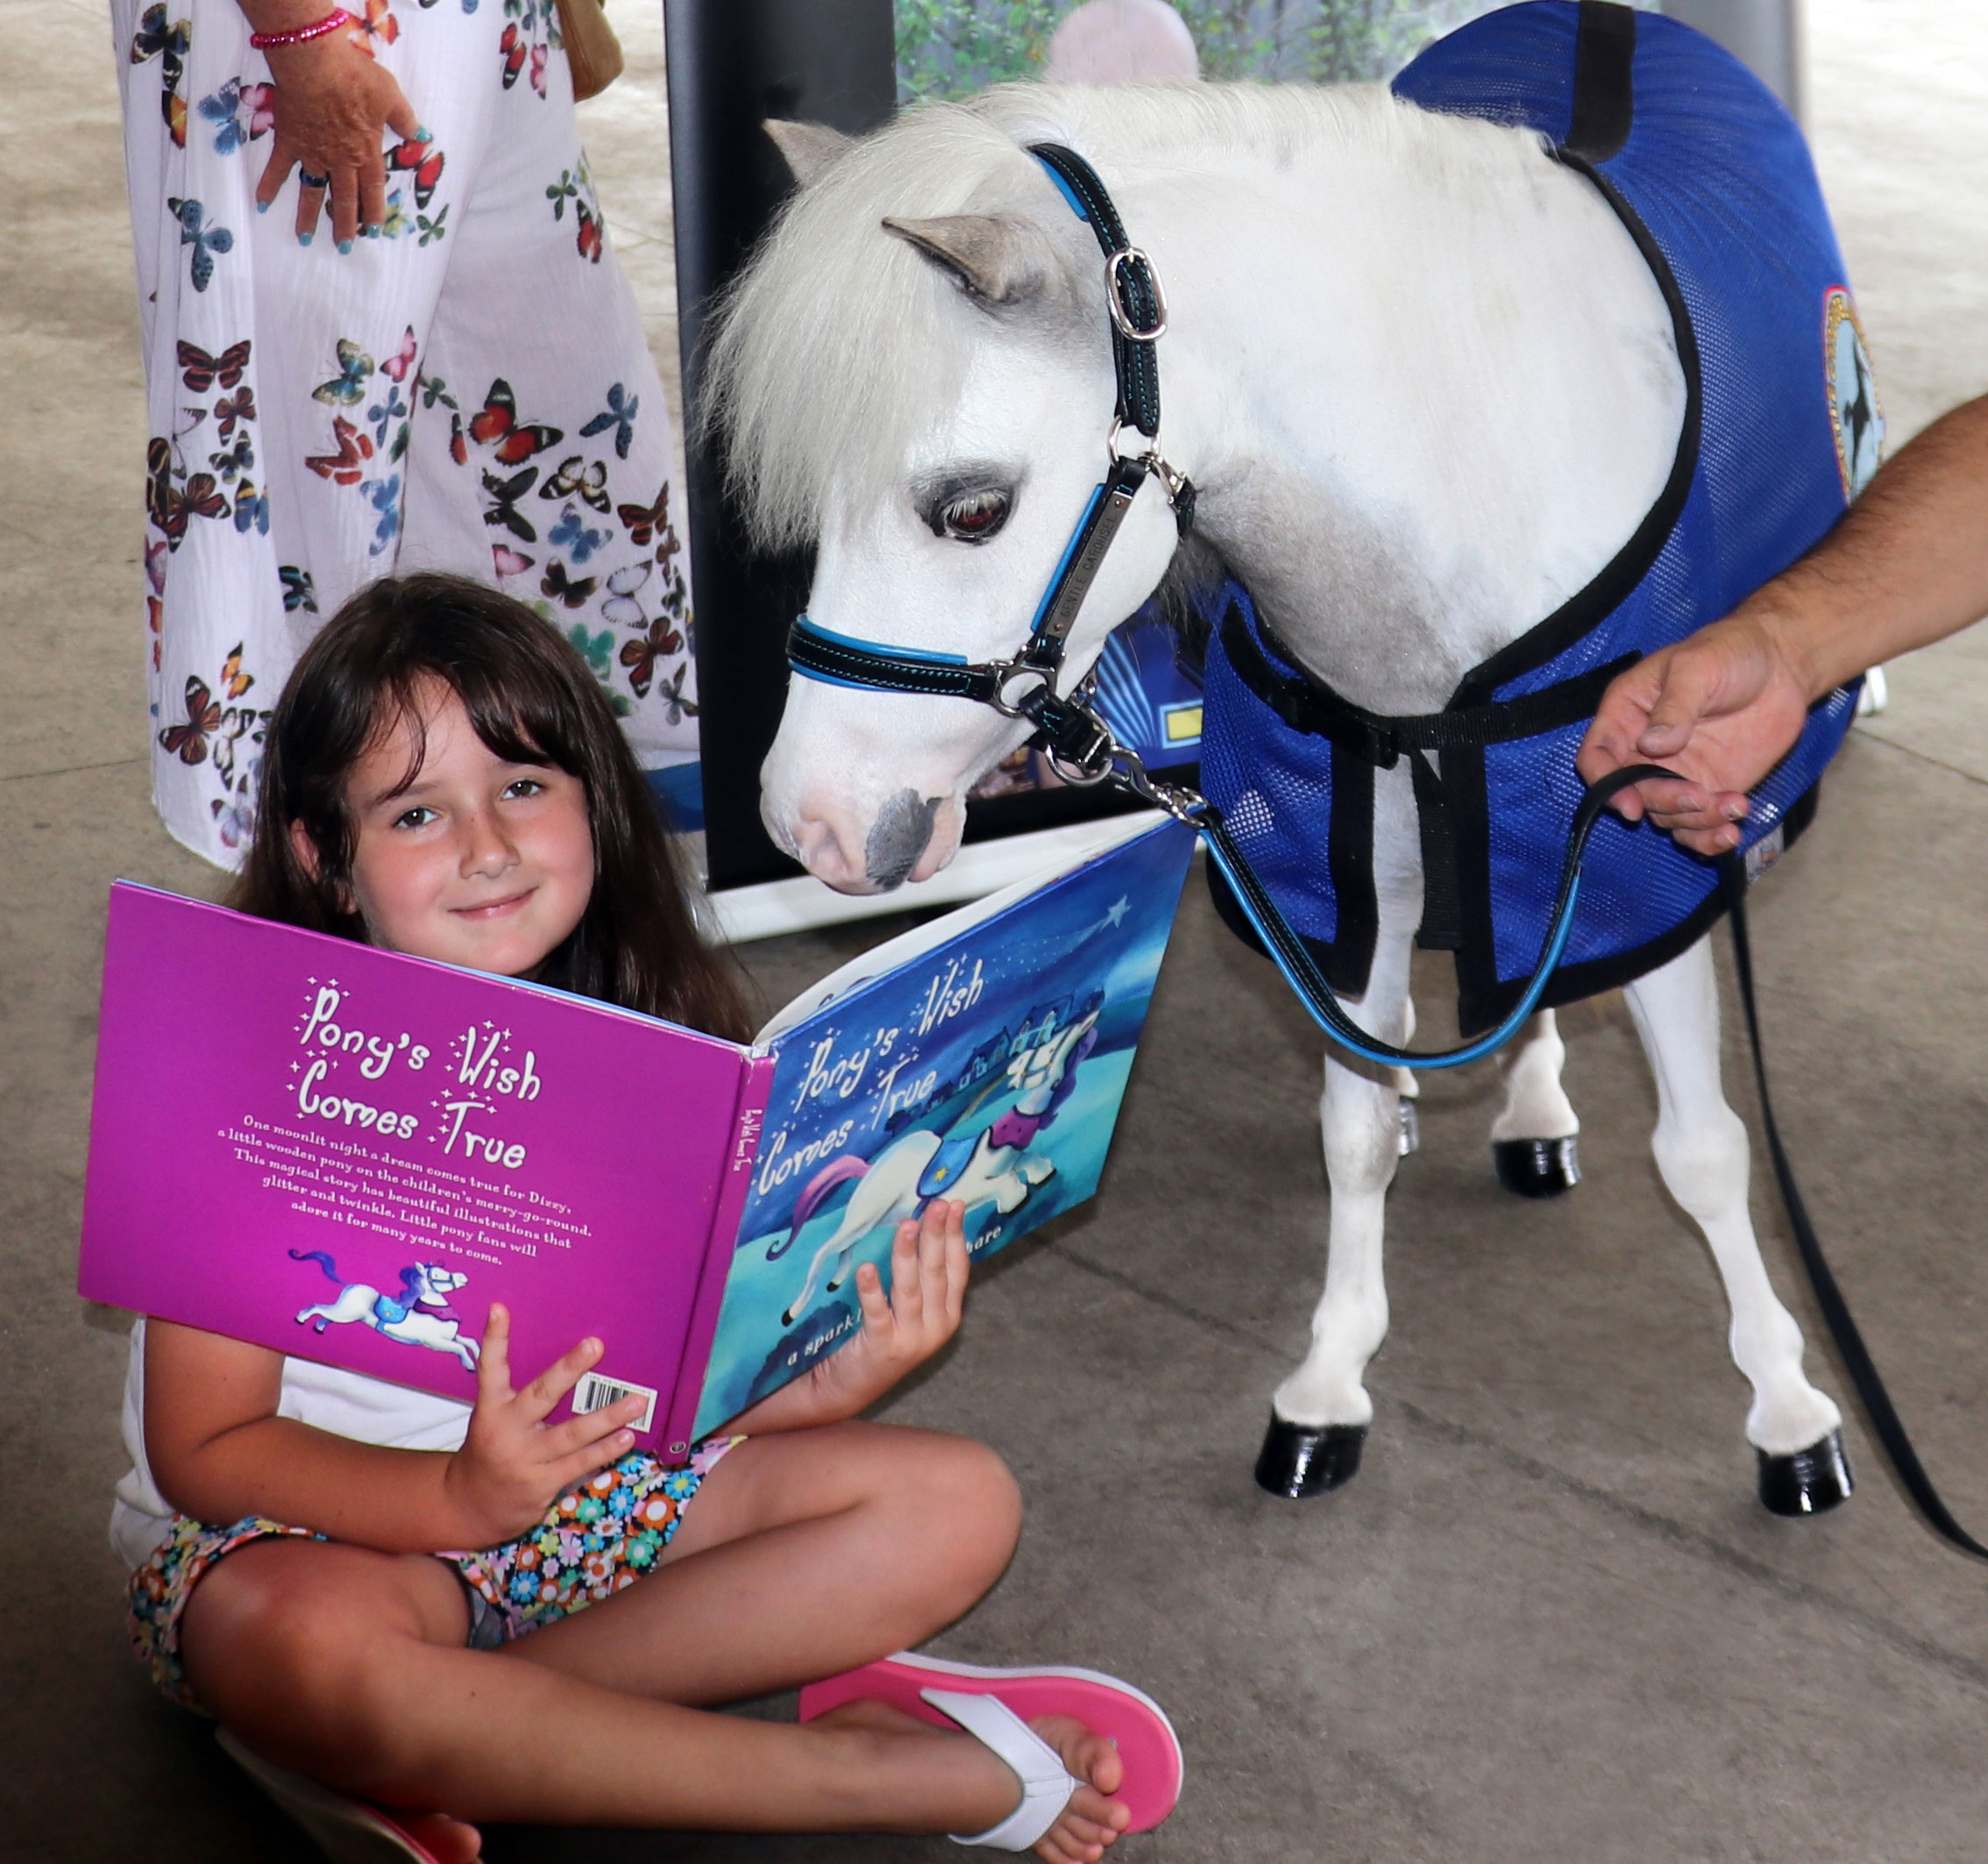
[231,573,752,1043]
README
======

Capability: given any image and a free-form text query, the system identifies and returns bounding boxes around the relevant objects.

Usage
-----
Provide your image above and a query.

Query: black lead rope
[1722,857,1988,1559]
[1200,763,1674,1071]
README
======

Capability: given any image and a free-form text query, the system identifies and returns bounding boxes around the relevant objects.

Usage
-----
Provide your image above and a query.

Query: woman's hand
[245,10,424,250]
[728,1199,972,1434]
[441,1305,650,1549]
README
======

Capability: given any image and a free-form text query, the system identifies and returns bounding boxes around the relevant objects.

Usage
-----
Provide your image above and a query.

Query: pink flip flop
[799,1650,1183,1845]
[217,1728,453,1864]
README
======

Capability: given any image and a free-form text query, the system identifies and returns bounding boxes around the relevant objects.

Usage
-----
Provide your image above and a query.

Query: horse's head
[707,103,1187,893]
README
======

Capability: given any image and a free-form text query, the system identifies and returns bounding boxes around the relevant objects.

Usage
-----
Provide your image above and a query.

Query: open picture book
[79,815,1196,1455]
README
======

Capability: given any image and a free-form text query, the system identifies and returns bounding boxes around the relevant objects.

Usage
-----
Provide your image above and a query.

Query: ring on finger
[299,168,331,189]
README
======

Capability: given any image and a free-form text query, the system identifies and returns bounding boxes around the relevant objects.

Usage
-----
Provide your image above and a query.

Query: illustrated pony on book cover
[692,825,1193,1434]
[288,1249,480,1370]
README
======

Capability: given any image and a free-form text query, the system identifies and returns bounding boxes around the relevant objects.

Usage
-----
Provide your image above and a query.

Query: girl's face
[299,680,595,978]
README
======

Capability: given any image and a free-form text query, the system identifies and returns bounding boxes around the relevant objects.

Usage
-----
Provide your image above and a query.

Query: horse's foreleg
[1489,1009,1581,1197]
[1622,934,1851,1515]
[1259,931,1413,1501]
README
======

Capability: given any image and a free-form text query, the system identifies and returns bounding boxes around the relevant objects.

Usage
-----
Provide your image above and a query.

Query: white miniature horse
[706,83,1844,1507]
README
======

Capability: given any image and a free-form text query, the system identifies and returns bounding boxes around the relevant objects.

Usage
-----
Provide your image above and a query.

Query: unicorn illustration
[290,1249,479,1370]
[776,1010,1100,1327]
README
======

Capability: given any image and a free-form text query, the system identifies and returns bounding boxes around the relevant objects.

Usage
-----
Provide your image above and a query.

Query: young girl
[111,575,1180,1864]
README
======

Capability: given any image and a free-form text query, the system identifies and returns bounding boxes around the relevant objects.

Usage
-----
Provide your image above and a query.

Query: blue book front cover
[693,817,1196,1434]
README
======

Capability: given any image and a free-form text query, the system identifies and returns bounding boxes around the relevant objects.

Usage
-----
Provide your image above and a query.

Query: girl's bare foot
[1026,1712,1129,1864]
[813,1699,1131,1862]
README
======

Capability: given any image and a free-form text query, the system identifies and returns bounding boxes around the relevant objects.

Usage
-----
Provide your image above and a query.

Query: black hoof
[1255,1415,1367,1498]
[1397,1100,1420,1157]
[1757,1429,1854,1517]
[1493,1136,1580,1198]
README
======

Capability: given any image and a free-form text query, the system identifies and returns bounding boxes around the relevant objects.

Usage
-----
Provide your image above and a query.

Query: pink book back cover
[79,884,749,1444]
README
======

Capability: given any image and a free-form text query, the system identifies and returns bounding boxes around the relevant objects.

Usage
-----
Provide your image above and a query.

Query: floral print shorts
[128,1437,742,1711]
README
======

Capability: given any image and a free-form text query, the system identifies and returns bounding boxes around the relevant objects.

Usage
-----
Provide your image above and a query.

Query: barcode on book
[572,1371,657,1434]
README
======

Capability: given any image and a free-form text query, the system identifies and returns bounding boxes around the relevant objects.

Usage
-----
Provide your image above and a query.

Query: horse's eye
[936,489,1010,544]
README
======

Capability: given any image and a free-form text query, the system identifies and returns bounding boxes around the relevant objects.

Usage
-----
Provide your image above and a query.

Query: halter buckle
[1104,247,1168,342]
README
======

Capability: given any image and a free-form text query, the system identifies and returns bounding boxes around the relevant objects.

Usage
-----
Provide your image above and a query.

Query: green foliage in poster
[895,0,1453,102]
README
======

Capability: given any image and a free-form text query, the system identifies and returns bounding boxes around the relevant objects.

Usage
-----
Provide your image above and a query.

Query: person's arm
[724,1199,969,1435]
[1577,391,1988,854]
[144,1306,646,1552]
[233,0,424,250]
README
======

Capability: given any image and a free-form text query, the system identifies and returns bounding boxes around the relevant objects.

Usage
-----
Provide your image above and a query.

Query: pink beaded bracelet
[248,7,353,47]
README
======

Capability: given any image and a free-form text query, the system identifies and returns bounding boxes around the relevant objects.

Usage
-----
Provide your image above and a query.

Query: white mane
[702,81,1547,550]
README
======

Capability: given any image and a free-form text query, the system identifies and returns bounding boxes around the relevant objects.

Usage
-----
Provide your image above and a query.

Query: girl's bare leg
[180,1426,1131,1856]
[507,1422,1021,1702]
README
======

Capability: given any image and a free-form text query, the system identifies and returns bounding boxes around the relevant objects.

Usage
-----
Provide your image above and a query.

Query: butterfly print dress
[115,0,697,867]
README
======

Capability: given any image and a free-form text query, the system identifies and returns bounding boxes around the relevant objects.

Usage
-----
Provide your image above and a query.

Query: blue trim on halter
[788,615,969,687]
[786,472,1105,679]
[1028,482,1106,635]
[1034,154,1092,221]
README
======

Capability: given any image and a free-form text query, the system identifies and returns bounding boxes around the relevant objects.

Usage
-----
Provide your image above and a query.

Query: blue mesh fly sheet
[1198,0,1872,1035]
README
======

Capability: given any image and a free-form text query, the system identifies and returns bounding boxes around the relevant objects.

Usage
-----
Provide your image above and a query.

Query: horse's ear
[763,119,856,186]
[882,213,1054,309]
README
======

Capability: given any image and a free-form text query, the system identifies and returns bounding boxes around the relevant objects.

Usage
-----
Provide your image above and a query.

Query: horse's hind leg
[1622,933,1851,1515]
[1258,928,1413,1501]
[1490,1010,1581,1197]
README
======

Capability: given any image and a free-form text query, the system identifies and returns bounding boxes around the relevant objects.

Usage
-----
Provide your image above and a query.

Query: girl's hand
[732,1199,971,1434]
[441,1305,648,1548]
[822,1199,969,1416]
[249,18,424,249]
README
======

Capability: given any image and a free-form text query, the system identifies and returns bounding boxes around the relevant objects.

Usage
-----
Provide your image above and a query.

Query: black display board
[664,0,898,891]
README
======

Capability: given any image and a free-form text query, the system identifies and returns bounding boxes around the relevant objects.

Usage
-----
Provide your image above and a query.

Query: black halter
[786,144,1194,784]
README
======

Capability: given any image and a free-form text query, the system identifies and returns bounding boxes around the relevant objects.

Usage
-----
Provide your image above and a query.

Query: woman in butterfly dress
[117,0,698,865]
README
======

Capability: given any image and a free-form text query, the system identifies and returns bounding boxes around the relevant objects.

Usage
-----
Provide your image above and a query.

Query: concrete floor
[8,3,1988,1860]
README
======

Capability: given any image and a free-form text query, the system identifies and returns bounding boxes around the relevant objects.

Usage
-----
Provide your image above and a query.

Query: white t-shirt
[110,1316,474,1571]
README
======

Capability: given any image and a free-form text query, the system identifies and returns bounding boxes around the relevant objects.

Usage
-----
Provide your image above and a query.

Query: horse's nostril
[864,790,942,890]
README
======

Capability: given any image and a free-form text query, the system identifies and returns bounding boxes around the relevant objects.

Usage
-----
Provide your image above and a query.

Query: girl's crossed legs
[179,1422,1131,1859]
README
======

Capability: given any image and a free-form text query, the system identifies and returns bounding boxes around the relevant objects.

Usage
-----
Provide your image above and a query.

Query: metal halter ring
[1104,247,1168,342]
[1046,739,1118,786]
[988,661,1054,720]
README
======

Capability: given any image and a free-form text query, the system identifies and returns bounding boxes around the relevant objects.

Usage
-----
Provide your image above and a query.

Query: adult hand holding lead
[239,0,425,252]
[1576,609,1814,856]
[1581,391,1988,854]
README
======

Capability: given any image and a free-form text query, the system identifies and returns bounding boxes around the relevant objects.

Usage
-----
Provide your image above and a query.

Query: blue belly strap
[1197,0,1873,1036]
